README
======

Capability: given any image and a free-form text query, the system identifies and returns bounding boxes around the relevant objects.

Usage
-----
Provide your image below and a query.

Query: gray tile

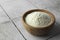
[13,17,50,40]
[0,21,25,40]
[13,9,60,40]
[28,0,60,9]
[0,6,9,23]
[1,0,60,40]
[28,0,60,17]
[49,35,60,40]
[0,0,37,19]
[0,5,25,40]
[48,12,60,40]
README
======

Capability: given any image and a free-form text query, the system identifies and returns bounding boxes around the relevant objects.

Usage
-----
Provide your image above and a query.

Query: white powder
[25,12,51,27]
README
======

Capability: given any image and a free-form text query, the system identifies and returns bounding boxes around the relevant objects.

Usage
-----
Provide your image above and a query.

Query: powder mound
[25,12,51,27]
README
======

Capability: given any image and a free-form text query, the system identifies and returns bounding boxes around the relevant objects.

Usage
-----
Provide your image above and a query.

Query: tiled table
[0,0,60,40]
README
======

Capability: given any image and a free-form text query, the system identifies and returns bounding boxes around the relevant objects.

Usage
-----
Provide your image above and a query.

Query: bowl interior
[22,9,55,28]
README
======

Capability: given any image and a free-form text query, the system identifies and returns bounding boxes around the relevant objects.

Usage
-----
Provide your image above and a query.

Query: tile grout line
[1,16,21,24]
[0,4,27,40]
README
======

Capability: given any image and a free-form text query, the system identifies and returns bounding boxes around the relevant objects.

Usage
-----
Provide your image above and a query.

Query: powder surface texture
[25,12,51,27]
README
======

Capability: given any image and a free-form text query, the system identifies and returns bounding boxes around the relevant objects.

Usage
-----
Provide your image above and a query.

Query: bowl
[22,9,55,36]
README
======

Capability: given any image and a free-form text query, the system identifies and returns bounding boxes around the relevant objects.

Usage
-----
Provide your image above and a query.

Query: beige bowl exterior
[22,9,55,36]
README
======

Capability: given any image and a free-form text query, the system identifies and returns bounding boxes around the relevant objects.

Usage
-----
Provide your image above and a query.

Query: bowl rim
[22,9,55,29]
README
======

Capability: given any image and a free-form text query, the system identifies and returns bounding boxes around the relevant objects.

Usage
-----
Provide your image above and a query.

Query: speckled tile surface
[0,0,60,40]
